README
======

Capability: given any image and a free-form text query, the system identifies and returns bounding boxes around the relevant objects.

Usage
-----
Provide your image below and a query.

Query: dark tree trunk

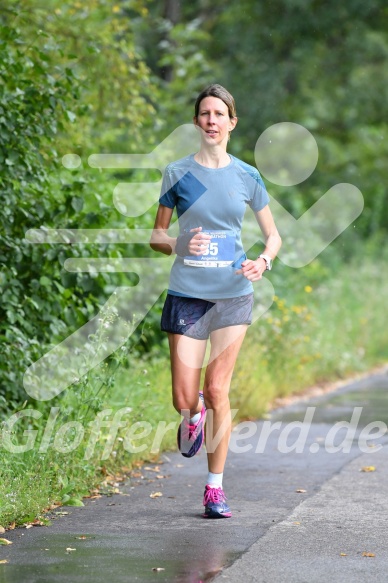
[160,0,181,82]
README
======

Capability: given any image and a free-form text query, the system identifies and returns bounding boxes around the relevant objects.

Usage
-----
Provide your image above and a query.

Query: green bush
[0,17,114,413]
[0,6,165,415]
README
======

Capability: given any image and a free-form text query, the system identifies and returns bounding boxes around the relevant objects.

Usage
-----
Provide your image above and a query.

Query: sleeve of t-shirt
[158,164,177,209]
[246,167,270,212]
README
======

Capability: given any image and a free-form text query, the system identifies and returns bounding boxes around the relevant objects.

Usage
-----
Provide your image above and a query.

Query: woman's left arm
[237,205,282,281]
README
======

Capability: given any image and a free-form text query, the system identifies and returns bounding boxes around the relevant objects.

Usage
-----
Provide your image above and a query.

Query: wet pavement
[1,367,388,583]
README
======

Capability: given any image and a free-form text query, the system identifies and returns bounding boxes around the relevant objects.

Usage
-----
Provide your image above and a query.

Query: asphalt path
[1,368,388,583]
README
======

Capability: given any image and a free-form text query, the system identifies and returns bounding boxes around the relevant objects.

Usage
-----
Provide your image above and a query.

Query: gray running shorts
[161,293,254,340]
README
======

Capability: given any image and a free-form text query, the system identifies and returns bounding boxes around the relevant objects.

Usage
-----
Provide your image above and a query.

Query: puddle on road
[271,377,388,427]
[0,533,239,583]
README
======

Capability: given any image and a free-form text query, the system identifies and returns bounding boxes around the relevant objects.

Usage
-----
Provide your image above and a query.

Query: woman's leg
[203,325,248,474]
[168,333,207,416]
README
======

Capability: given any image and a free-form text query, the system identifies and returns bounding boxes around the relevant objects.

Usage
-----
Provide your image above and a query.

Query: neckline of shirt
[190,153,234,171]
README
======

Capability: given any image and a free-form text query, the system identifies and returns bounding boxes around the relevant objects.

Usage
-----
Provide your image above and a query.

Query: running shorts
[161,293,254,340]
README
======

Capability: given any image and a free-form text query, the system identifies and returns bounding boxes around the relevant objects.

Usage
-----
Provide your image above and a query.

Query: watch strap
[259,254,273,270]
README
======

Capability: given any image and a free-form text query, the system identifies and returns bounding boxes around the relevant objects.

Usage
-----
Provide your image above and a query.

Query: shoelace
[180,408,204,442]
[181,420,198,442]
[203,487,226,505]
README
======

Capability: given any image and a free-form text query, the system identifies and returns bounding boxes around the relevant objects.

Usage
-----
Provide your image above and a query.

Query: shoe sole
[203,511,232,519]
[180,429,204,458]
[178,422,205,457]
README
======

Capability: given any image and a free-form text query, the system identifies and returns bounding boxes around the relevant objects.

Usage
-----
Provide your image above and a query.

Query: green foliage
[131,2,216,133]
[0,3,158,414]
[140,0,388,235]
[0,15,78,410]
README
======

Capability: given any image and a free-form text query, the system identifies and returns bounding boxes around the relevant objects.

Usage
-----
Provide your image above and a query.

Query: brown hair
[194,84,237,119]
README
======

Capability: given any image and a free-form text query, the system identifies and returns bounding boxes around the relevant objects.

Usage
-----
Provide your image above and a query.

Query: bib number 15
[203,242,218,256]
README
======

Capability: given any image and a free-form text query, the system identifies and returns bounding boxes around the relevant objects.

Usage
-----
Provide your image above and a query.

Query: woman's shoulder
[229,155,264,184]
[165,154,194,175]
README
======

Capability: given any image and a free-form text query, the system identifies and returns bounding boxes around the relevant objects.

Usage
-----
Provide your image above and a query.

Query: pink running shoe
[177,392,206,458]
[203,485,232,518]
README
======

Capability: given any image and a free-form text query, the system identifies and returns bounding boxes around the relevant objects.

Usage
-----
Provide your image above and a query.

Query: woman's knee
[172,391,200,414]
[203,383,229,410]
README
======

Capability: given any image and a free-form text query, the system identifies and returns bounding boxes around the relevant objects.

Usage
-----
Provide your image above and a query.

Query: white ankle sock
[206,472,223,489]
[189,411,201,424]
[189,394,204,424]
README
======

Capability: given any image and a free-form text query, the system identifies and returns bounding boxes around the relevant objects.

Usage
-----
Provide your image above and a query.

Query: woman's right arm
[149,204,176,256]
[150,204,211,256]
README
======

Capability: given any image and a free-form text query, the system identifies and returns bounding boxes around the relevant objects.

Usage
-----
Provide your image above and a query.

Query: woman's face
[194,96,237,147]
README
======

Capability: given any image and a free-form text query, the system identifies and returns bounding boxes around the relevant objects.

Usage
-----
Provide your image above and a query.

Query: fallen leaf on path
[103,475,122,485]
[293,522,300,525]
[295,489,307,493]
[75,536,88,540]
[54,512,69,516]
[150,492,163,498]
[0,539,12,546]
[89,488,100,496]
[144,466,161,473]
[156,475,170,479]
[8,522,15,530]
[65,547,76,553]
[30,519,49,527]
[175,464,184,468]
[361,466,376,472]
[25,525,33,529]
[152,567,165,571]
[0,560,8,564]
[362,552,375,557]
[0,526,4,534]
[340,553,347,556]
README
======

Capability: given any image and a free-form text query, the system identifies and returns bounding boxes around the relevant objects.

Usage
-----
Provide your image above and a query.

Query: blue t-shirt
[159,153,269,299]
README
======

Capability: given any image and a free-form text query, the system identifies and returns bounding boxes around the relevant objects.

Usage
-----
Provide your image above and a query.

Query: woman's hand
[186,227,211,256]
[235,258,266,281]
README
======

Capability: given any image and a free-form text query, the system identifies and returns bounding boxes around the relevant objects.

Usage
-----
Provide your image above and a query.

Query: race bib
[184,230,236,268]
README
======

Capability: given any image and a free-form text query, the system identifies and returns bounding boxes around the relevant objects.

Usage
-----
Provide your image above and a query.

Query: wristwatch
[259,254,273,271]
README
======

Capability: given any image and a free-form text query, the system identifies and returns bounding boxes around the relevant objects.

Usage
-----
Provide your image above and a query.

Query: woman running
[150,84,282,518]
